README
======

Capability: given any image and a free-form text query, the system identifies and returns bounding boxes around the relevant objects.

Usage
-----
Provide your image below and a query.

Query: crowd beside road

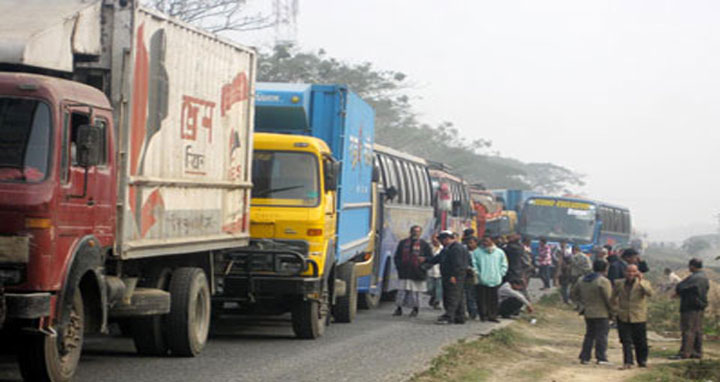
[390,226,712,371]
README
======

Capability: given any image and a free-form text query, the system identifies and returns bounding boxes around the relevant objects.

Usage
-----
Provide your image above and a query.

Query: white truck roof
[0,0,101,72]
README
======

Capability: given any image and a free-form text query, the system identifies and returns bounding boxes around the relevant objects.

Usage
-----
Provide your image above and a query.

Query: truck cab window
[69,113,90,167]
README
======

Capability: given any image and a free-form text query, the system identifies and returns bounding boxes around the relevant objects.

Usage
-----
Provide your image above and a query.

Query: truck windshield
[251,151,320,207]
[0,98,52,183]
[519,199,596,244]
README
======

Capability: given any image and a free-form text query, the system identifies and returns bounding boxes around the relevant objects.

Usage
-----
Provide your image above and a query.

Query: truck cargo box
[254,83,375,265]
[0,0,256,259]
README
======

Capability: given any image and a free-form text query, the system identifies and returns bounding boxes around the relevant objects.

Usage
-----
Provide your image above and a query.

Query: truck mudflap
[219,248,320,302]
[3,292,51,320]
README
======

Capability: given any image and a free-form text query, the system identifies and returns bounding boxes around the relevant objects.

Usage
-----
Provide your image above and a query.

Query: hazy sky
[239,0,720,241]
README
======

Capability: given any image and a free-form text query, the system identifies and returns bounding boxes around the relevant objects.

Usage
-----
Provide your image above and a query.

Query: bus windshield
[251,151,320,207]
[520,199,596,244]
[0,98,52,183]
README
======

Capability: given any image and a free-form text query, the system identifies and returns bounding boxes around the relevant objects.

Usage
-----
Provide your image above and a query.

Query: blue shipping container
[254,83,375,265]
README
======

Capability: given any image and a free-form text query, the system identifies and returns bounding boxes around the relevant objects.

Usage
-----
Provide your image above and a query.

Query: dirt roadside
[411,293,720,382]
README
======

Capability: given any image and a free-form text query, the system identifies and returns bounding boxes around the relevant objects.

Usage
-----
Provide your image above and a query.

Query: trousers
[476,284,499,320]
[579,318,609,362]
[680,310,704,358]
[441,277,466,323]
[499,297,524,318]
[617,320,648,365]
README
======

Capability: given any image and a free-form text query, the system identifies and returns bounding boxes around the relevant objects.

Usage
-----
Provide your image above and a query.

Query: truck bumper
[2,292,51,320]
[219,275,323,301]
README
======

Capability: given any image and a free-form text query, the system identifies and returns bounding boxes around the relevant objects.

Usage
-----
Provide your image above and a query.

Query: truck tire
[333,262,357,323]
[166,268,211,357]
[130,268,172,355]
[291,278,329,339]
[358,273,381,310]
[17,288,84,382]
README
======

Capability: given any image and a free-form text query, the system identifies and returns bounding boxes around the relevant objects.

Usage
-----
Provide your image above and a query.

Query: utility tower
[273,0,299,45]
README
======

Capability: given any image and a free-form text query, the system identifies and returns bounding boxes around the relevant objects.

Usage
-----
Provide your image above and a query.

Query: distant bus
[518,196,632,251]
[357,144,435,308]
[428,165,475,235]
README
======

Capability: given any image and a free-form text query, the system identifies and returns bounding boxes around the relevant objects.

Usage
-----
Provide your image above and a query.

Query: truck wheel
[130,268,172,355]
[17,288,84,382]
[333,262,357,323]
[358,273,381,310]
[166,268,211,357]
[291,278,329,339]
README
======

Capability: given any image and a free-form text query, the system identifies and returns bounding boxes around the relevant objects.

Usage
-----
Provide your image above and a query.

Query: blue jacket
[470,246,508,287]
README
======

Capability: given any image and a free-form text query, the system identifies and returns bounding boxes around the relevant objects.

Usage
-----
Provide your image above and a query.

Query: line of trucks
[0,2,545,381]
[0,1,381,381]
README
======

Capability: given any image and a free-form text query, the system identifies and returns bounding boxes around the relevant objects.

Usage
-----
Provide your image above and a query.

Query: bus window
[381,155,398,204]
[374,155,386,189]
[414,164,427,206]
[390,157,406,204]
[420,167,431,206]
[408,163,421,206]
[401,161,415,205]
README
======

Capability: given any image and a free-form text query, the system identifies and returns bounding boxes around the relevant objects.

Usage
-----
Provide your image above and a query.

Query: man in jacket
[392,225,433,317]
[471,236,508,322]
[608,248,649,283]
[612,264,653,369]
[426,231,470,324]
[670,258,710,360]
[504,234,526,283]
[571,260,613,365]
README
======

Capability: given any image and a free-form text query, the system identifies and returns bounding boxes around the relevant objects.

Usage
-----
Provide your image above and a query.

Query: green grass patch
[630,360,720,382]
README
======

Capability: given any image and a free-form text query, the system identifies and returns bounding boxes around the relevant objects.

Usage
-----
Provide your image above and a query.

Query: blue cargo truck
[216,83,376,338]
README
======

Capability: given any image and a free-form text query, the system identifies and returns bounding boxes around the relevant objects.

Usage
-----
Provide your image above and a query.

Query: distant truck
[214,83,376,338]
[491,189,541,214]
[0,1,255,381]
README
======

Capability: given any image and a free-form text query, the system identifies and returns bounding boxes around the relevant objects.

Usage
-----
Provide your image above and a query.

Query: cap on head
[437,230,454,240]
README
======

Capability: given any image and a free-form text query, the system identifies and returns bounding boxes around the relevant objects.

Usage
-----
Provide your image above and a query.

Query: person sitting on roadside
[612,264,653,369]
[571,260,613,365]
[498,279,534,318]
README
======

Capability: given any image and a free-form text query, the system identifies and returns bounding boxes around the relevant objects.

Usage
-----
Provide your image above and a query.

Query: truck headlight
[276,256,304,275]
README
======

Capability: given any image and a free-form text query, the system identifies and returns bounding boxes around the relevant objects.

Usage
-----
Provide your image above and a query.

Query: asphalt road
[0,279,544,382]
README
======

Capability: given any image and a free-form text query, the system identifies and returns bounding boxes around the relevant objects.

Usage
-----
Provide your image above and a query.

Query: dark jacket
[676,270,710,312]
[504,241,525,281]
[426,241,469,279]
[393,238,433,281]
[608,259,649,282]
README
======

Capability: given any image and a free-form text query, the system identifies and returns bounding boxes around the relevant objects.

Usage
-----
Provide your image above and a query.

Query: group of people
[391,226,533,325]
[571,252,710,369]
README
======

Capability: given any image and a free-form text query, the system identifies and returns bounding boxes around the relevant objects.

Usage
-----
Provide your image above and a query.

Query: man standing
[471,236,508,322]
[504,234,526,283]
[670,258,710,360]
[555,242,575,304]
[392,225,432,317]
[570,246,592,281]
[426,231,470,324]
[498,279,534,318]
[537,237,553,289]
[572,260,613,365]
[426,234,443,309]
[608,248,649,284]
[465,236,482,320]
[612,264,653,369]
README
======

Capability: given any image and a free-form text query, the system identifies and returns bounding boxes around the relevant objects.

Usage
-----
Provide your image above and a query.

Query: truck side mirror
[76,124,101,168]
[324,160,340,192]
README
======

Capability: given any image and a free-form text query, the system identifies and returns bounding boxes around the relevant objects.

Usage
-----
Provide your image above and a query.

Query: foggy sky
[239,0,720,241]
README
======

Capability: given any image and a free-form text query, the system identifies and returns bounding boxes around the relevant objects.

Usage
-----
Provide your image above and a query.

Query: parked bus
[428,163,475,235]
[359,144,434,307]
[518,196,632,252]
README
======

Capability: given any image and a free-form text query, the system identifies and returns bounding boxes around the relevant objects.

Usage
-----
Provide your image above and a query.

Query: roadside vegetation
[412,284,720,382]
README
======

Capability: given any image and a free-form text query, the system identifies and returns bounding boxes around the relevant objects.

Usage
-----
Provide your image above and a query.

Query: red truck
[0,1,255,381]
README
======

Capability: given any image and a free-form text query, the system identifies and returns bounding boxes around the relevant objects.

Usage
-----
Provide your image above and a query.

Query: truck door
[57,108,100,239]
